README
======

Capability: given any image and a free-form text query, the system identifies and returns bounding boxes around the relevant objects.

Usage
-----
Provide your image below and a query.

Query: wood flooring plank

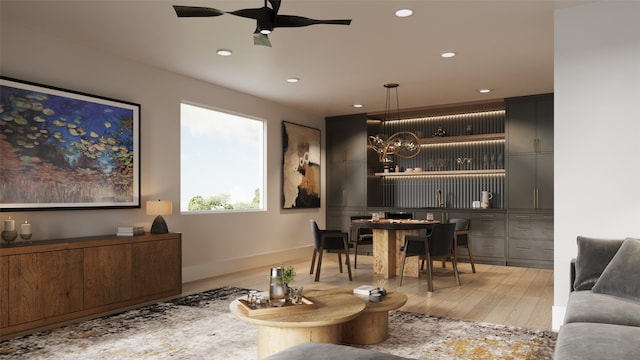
[181,254,555,331]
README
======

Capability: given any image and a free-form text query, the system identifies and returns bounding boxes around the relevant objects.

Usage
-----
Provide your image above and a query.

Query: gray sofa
[264,342,412,360]
[555,236,640,360]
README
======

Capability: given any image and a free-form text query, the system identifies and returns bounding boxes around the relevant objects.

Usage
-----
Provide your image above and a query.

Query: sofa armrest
[570,258,576,292]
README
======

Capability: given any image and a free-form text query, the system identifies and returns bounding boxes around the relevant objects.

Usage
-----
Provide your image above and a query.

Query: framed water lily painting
[0,77,140,211]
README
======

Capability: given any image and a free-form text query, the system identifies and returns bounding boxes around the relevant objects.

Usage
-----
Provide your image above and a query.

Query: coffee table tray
[237,297,317,317]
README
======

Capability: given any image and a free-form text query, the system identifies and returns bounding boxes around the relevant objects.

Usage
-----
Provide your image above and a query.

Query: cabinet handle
[535,188,539,209]
[516,247,530,251]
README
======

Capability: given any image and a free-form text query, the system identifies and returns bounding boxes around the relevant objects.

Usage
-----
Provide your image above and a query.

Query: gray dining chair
[399,223,459,292]
[445,218,476,273]
[350,215,373,268]
[309,219,353,282]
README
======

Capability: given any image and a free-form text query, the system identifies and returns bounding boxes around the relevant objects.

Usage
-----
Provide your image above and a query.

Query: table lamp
[146,200,173,234]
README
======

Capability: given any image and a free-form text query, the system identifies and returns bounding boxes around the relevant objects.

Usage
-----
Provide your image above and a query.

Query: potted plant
[280,264,296,287]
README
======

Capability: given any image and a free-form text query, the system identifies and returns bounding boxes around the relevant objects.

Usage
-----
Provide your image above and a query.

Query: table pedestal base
[257,324,340,359]
[341,311,389,345]
[373,229,421,278]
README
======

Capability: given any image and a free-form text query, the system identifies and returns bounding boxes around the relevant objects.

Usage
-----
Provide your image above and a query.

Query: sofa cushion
[592,238,640,303]
[573,236,624,290]
[555,322,640,360]
[564,290,640,327]
[264,342,413,360]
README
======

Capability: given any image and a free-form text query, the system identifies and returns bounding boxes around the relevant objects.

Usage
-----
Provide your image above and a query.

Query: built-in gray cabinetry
[468,212,506,265]
[326,113,369,230]
[506,94,554,269]
[325,95,554,269]
[506,94,554,210]
[507,213,554,268]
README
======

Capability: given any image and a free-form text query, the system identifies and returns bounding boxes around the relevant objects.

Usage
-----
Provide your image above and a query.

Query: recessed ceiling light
[479,89,492,94]
[353,104,364,108]
[287,77,300,83]
[216,49,232,56]
[395,9,413,17]
[441,51,456,58]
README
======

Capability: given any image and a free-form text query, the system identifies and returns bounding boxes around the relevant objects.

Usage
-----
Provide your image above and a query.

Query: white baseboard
[552,305,566,331]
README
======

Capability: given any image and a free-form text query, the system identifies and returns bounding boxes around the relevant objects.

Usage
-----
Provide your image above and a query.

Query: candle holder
[20,233,33,242]
[2,230,18,244]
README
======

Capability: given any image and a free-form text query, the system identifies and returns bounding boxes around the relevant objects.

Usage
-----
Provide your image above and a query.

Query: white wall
[1,22,325,282]
[553,2,640,329]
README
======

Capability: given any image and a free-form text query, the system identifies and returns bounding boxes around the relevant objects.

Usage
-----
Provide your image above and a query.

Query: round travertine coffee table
[230,289,366,359]
[321,288,408,345]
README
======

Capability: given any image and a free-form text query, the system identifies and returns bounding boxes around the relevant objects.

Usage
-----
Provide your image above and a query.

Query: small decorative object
[290,286,304,305]
[433,127,446,137]
[146,200,173,234]
[466,124,473,135]
[20,220,32,242]
[269,267,287,307]
[2,217,18,244]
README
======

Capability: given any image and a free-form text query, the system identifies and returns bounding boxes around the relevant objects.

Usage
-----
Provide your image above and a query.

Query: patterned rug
[0,287,556,359]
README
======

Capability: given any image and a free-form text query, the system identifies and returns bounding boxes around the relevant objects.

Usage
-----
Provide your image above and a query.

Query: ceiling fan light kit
[173,0,352,47]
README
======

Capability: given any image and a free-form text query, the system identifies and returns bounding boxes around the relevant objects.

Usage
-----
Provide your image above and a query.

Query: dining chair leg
[426,255,434,292]
[337,253,344,273]
[452,256,461,286]
[354,241,359,269]
[467,246,477,273]
[398,251,407,286]
[310,249,317,274]
[314,250,324,282]
[343,244,353,281]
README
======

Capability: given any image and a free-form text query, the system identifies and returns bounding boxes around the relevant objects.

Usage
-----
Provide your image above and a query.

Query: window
[180,103,265,213]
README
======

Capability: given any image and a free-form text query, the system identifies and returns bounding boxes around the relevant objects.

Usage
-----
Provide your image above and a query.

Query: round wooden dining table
[351,219,440,279]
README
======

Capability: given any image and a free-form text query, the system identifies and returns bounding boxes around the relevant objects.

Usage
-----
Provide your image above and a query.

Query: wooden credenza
[0,232,181,339]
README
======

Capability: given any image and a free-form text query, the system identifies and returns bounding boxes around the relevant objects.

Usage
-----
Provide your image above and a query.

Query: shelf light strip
[384,110,506,124]
[420,139,505,147]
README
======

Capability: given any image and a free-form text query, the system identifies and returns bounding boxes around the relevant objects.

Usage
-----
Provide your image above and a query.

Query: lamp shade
[146,200,173,216]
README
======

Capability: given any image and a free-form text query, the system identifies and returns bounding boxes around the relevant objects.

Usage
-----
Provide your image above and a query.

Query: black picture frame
[281,121,321,209]
[0,76,141,211]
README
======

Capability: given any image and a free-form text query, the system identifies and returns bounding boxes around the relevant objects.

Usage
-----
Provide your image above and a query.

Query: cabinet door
[0,256,7,328]
[507,101,536,154]
[508,154,536,209]
[9,249,84,325]
[132,238,181,299]
[84,244,132,309]
[536,153,554,210]
[536,98,554,153]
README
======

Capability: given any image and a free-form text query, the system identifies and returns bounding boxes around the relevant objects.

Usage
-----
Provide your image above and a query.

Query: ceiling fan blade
[173,5,225,17]
[268,0,281,16]
[274,15,352,28]
[253,33,272,47]
[230,7,270,21]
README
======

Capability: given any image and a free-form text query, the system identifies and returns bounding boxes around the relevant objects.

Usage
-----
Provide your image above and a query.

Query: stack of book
[353,285,378,296]
[117,226,145,236]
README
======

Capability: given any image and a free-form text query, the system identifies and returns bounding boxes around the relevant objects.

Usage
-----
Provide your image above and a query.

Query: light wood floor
[183,253,554,331]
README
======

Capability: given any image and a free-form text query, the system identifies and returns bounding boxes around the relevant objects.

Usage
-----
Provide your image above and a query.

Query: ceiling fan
[173,0,352,47]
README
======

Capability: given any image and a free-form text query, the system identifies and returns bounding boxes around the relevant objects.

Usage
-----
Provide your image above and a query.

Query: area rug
[0,287,556,360]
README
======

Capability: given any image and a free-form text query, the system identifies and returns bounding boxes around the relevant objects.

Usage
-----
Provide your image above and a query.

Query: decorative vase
[269,267,287,307]
[2,230,18,244]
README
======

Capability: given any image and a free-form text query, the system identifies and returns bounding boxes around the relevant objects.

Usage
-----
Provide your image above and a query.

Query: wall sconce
[146,200,173,234]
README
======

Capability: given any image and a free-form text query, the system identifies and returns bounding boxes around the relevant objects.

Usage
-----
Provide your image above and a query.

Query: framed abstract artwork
[282,121,320,209]
[0,77,141,211]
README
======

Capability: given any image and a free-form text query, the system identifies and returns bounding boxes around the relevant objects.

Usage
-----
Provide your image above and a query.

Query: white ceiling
[1,0,589,117]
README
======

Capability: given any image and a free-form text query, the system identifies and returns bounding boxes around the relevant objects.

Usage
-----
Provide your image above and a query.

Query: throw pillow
[573,236,624,291]
[592,238,640,303]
